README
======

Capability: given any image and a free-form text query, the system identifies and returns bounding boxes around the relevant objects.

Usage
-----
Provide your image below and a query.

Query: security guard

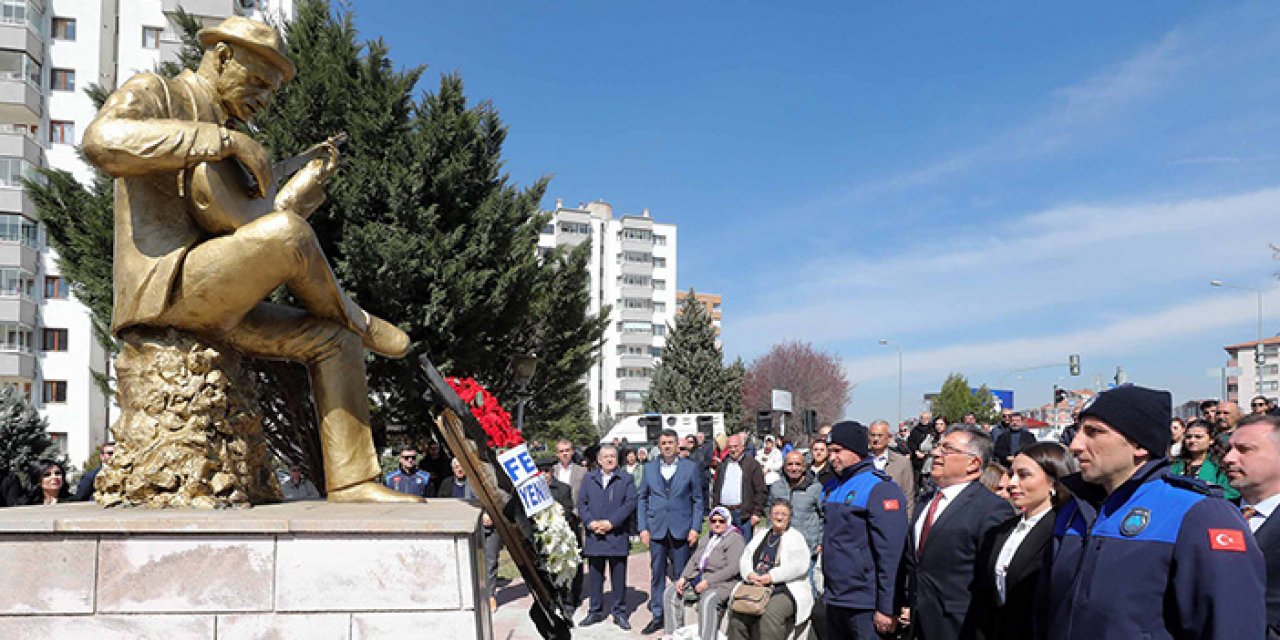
[1043,385,1265,639]
[821,421,910,639]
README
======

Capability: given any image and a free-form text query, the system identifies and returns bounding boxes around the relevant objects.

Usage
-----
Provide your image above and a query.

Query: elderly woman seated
[661,506,747,640]
[725,499,813,640]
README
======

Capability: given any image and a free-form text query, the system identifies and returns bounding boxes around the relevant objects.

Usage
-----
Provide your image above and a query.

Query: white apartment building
[538,199,678,422]
[0,0,292,467]
[1224,335,1280,404]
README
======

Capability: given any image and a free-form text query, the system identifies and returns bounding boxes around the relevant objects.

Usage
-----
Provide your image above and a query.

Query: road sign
[772,390,793,413]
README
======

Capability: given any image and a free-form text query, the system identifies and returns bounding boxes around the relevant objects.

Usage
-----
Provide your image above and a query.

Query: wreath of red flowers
[445,377,524,449]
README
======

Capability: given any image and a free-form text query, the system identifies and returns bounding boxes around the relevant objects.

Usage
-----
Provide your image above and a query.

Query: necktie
[919,492,943,551]
[1242,506,1260,520]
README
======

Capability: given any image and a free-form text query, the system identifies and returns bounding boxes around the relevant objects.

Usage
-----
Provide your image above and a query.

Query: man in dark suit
[577,445,638,630]
[1225,413,1280,639]
[710,433,768,543]
[899,424,1013,640]
[637,429,705,634]
[993,412,1036,465]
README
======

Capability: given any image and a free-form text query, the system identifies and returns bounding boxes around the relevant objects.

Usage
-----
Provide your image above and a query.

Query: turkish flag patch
[882,499,900,511]
[1208,528,1247,552]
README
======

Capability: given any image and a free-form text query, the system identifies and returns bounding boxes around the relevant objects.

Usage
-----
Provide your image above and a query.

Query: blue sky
[353,2,1280,424]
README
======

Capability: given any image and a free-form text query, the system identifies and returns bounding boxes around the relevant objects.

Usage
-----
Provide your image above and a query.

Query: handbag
[730,582,772,616]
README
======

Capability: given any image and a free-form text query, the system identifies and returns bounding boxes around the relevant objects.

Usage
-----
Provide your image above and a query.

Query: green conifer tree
[646,289,742,416]
[0,385,62,481]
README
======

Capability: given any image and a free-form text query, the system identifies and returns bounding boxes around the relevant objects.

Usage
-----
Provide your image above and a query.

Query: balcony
[618,330,653,346]
[0,77,40,124]
[619,260,653,276]
[619,353,653,369]
[619,284,651,299]
[619,306,652,322]
[620,236,651,252]
[0,188,36,217]
[0,128,42,165]
[618,378,651,392]
[0,20,43,64]
[0,242,36,272]
[0,350,32,378]
[0,297,35,325]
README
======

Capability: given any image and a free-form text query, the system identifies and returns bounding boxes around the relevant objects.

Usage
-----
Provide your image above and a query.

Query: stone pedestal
[0,501,490,639]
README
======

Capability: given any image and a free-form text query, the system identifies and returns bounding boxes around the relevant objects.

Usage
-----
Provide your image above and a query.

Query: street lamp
[879,339,903,431]
[508,353,538,432]
[1210,280,1270,394]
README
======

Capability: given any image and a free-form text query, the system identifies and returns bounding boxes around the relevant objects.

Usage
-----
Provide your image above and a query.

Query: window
[42,380,66,403]
[617,345,647,356]
[653,234,667,246]
[542,223,554,235]
[44,276,65,299]
[622,251,652,264]
[615,368,653,379]
[142,26,162,49]
[49,120,74,145]
[652,257,667,268]
[650,346,664,358]
[0,268,32,297]
[558,222,590,235]
[620,274,651,287]
[51,68,74,91]
[653,324,667,336]
[616,390,647,402]
[653,302,666,313]
[1264,364,1280,376]
[1264,381,1280,392]
[653,279,666,290]
[0,49,40,86]
[52,17,75,40]
[1,0,42,34]
[621,228,652,242]
[0,214,38,246]
[621,298,651,310]
[41,328,67,351]
[0,159,40,189]
[619,321,652,334]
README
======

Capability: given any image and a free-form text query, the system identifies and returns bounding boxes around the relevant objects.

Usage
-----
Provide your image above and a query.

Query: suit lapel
[1254,511,1280,550]
[1006,512,1054,584]
[928,482,981,535]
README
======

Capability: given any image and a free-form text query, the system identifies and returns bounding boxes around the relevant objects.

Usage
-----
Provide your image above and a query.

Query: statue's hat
[198,16,296,82]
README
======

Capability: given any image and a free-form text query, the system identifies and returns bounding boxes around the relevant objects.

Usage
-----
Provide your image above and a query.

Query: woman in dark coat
[975,442,1076,640]
[576,445,638,628]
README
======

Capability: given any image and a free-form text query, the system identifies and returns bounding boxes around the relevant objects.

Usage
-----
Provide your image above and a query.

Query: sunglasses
[708,517,727,524]
[400,455,416,460]
[1253,402,1268,407]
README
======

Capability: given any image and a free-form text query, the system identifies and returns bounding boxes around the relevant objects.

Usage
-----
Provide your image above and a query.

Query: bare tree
[743,341,852,442]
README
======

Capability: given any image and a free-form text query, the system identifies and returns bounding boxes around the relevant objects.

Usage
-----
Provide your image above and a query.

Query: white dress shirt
[720,457,743,505]
[872,451,889,471]
[555,462,573,485]
[914,481,971,550]
[1242,492,1280,533]
[660,456,679,481]
[994,506,1050,604]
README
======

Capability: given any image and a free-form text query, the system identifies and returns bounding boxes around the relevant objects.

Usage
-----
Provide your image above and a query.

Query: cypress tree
[646,289,742,417]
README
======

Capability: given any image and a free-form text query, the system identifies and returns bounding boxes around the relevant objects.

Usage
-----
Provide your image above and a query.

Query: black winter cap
[828,420,870,459]
[1077,384,1172,456]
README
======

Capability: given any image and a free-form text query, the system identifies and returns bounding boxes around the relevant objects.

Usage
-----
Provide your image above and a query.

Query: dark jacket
[900,481,1015,640]
[577,468,637,557]
[711,453,768,517]
[436,475,477,500]
[1254,503,1280,640]
[1042,459,1265,640]
[974,508,1056,640]
[637,457,704,539]
[993,429,1037,464]
[75,467,101,502]
[820,460,909,615]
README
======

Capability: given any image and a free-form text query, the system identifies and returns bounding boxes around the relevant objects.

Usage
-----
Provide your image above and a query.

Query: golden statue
[83,17,418,504]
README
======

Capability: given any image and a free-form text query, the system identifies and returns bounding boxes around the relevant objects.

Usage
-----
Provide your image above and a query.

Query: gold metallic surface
[83,17,412,505]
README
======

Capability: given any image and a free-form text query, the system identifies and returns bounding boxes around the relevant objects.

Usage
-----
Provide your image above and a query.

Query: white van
[600,413,726,448]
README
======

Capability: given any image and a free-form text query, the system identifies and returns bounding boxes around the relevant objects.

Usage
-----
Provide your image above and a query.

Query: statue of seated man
[83,16,417,503]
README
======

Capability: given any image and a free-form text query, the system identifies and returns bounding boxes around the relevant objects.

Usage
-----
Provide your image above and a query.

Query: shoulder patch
[1208,528,1247,552]
[1119,507,1150,537]
[882,499,901,511]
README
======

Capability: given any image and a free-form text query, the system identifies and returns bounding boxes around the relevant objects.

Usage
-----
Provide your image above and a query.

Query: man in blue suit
[638,429,705,634]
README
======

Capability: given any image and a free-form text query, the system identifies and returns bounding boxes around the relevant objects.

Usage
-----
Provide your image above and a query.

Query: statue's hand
[226,130,272,199]
[274,155,331,217]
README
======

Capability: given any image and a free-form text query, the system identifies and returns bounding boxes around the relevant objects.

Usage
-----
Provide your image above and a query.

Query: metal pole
[1259,290,1265,394]
[896,345,903,431]
[516,397,528,432]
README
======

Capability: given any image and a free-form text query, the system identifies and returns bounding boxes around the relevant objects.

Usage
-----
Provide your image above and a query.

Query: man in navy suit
[1225,413,1280,639]
[898,424,1014,640]
[637,429,705,634]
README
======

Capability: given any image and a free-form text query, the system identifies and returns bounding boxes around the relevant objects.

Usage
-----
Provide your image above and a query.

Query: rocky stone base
[97,328,280,508]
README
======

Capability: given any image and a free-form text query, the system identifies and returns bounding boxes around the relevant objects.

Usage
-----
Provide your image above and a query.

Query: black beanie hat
[828,420,870,459]
[1077,384,1172,456]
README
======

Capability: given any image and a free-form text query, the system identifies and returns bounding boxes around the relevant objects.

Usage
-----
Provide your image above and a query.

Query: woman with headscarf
[661,506,746,640]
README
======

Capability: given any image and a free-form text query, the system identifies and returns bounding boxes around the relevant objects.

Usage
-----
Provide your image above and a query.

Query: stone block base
[0,501,490,639]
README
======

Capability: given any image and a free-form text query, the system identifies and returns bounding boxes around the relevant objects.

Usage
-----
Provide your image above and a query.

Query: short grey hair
[945,424,994,467]
[868,419,891,431]
[597,444,618,460]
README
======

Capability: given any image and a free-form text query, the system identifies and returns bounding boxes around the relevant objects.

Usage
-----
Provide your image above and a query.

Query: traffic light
[1069,354,1081,376]
[641,414,663,442]
[756,411,773,437]
[802,409,818,435]
[696,415,715,439]
[1054,387,1067,404]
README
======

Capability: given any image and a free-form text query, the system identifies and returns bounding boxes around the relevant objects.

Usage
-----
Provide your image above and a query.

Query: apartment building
[0,0,292,466]
[675,290,722,339]
[537,199,678,422]
[1224,335,1280,404]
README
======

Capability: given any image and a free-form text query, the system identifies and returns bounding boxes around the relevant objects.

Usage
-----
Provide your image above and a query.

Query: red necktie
[1242,506,1259,520]
[919,492,943,552]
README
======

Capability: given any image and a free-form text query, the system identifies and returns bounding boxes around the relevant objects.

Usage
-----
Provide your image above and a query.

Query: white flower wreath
[531,501,582,587]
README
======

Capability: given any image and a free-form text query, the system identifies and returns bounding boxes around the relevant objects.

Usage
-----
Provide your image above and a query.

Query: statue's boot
[337,296,410,359]
[328,480,424,503]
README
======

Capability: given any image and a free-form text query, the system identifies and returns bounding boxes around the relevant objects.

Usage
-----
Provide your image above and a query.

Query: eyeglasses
[1253,402,1268,407]
[709,517,727,524]
[935,444,976,458]
[400,455,416,460]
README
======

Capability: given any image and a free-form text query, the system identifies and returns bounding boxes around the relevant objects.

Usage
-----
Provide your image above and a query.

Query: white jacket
[732,526,814,625]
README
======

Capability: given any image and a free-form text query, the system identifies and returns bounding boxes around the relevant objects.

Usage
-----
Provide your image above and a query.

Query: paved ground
[492,552,676,640]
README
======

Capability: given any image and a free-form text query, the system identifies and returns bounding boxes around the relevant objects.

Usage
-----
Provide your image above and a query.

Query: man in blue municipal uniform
[821,421,910,639]
[384,447,430,497]
[1043,384,1266,640]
